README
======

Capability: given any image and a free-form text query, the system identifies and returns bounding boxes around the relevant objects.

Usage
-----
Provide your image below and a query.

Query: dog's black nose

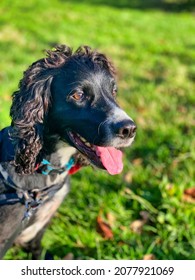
[118,120,137,139]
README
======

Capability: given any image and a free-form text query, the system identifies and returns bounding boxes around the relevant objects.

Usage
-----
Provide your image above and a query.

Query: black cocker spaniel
[0,45,136,259]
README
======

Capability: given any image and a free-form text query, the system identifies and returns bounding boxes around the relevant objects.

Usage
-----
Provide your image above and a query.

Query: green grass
[1,0,195,260]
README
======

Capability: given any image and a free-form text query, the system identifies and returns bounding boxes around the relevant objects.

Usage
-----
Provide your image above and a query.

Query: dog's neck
[42,130,75,165]
[46,140,76,168]
[41,130,89,173]
[53,141,76,167]
[36,140,79,176]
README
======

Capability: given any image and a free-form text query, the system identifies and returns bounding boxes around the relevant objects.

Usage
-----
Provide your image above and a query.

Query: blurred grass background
[0,0,195,259]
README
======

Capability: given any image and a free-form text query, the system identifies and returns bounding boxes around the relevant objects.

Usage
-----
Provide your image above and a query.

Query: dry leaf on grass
[63,253,74,260]
[132,158,143,166]
[143,254,156,260]
[184,187,195,198]
[130,219,145,234]
[130,211,150,234]
[183,187,195,203]
[106,212,116,227]
[97,215,114,239]
[124,171,133,184]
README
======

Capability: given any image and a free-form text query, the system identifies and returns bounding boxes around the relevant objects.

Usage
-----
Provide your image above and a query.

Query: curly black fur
[10,45,115,175]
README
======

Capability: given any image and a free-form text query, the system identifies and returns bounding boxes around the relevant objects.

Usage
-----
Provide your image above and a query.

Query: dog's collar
[35,157,81,175]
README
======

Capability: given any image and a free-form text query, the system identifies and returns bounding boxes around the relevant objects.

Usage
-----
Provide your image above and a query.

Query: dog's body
[0,134,76,258]
[0,45,136,259]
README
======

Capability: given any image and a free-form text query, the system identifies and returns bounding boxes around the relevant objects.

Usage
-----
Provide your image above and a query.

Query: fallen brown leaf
[183,194,195,203]
[184,187,195,198]
[183,187,195,203]
[130,219,145,234]
[143,254,156,260]
[97,215,114,239]
[130,211,150,234]
[106,212,116,227]
[63,253,74,260]
[132,158,143,166]
[124,171,133,184]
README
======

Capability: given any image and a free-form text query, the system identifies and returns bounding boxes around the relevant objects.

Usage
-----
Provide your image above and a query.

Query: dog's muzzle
[100,106,137,148]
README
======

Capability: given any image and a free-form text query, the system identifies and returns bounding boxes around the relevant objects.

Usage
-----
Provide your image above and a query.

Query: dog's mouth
[66,130,123,175]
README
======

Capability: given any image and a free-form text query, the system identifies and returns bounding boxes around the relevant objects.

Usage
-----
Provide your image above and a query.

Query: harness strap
[0,163,38,218]
[0,162,71,212]
[0,156,81,210]
[0,193,23,206]
[0,163,22,192]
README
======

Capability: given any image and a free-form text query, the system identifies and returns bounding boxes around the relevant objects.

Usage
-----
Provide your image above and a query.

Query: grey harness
[0,163,69,258]
[0,163,68,218]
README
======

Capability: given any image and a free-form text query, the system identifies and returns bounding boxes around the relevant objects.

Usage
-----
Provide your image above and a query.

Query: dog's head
[10,45,136,174]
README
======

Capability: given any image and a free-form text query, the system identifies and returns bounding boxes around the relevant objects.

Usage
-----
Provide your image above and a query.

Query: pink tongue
[96,146,123,175]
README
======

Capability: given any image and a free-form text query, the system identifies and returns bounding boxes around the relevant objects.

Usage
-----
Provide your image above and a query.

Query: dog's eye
[71,91,84,101]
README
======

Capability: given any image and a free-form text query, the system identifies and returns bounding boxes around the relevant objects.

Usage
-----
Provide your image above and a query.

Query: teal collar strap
[40,157,75,176]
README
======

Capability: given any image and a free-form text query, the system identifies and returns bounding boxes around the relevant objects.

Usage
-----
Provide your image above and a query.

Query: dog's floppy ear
[10,45,72,174]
